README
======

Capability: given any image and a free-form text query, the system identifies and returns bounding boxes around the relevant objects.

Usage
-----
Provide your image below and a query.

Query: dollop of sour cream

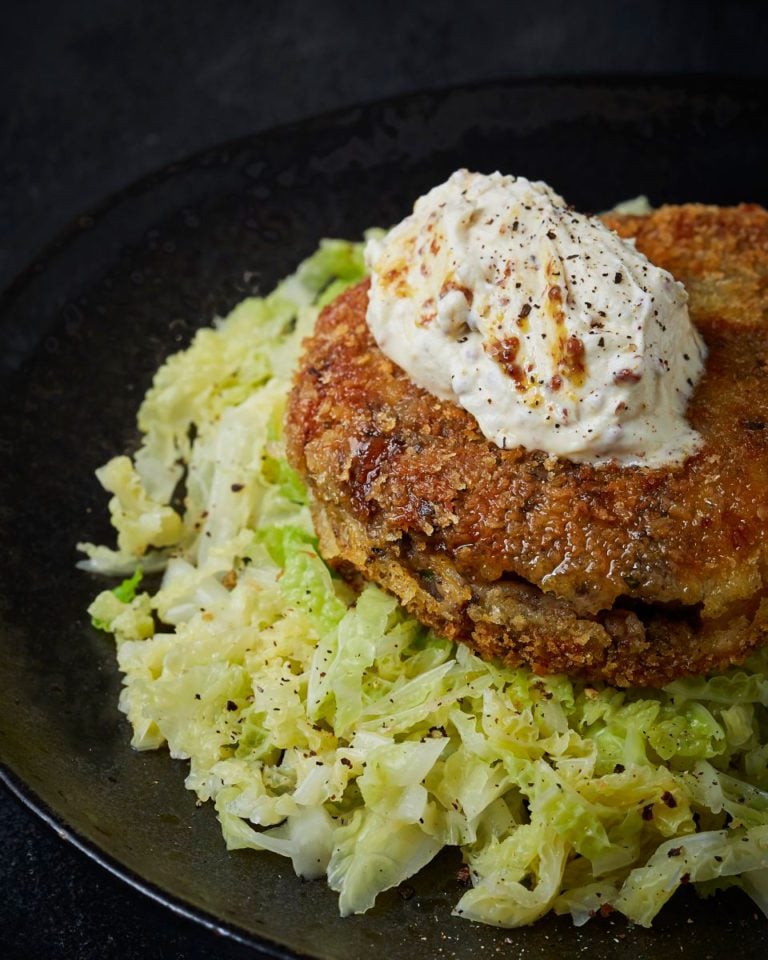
[365,170,707,467]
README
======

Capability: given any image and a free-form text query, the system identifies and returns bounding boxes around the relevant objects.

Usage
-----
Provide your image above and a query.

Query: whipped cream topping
[365,170,707,467]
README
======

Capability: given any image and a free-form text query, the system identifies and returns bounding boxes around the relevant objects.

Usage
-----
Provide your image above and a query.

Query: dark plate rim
[0,761,300,957]
[1,73,765,955]
[0,72,761,317]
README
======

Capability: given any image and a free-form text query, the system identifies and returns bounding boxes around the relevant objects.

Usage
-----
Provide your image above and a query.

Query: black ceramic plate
[1,79,767,959]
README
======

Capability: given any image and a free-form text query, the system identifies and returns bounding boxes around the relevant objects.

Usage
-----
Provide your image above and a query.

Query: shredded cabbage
[80,236,768,928]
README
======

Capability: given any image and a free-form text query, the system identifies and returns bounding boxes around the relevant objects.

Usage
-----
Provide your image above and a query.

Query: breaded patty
[286,204,768,687]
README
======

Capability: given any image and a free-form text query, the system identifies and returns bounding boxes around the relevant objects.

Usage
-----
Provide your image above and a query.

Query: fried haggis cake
[286,204,768,687]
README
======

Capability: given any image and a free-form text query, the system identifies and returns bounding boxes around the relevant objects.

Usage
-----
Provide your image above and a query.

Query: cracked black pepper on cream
[365,170,707,466]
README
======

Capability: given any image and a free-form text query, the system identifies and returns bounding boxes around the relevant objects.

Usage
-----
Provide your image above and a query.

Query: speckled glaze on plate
[1,79,767,959]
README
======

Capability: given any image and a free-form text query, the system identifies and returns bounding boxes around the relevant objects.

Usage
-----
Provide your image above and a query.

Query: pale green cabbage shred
[79,238,768,928]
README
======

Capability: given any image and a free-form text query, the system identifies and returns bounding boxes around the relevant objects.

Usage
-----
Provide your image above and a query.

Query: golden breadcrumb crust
[286,205,768,686]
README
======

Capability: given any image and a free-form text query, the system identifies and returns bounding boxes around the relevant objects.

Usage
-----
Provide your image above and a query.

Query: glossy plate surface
[1,79,767,958]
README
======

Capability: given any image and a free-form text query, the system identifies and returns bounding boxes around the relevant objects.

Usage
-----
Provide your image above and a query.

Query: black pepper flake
[231,483,245,492]
[226,700,237,711]
[340,757,352,768]
[519,303,532,319]
[546,230,556,240]
[662,791,677,808]
[614,272,623,284]
[194,693,201,700]
[667,847,682,858]
[641,804,654,821]
[614,763,625,774]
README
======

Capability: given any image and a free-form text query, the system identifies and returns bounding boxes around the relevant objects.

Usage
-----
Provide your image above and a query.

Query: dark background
[2,1,767,957]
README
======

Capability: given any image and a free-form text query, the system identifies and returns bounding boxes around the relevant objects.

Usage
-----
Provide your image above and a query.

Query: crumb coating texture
[286,205,768,686]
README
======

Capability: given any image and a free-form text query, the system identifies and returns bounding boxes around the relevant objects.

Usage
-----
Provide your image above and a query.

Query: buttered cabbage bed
[79,238,768,930]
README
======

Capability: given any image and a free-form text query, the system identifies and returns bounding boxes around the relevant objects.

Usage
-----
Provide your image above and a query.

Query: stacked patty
[286,204,768,687]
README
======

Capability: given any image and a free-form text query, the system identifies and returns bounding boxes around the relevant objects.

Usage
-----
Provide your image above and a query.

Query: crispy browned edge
[286,205,768,687]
